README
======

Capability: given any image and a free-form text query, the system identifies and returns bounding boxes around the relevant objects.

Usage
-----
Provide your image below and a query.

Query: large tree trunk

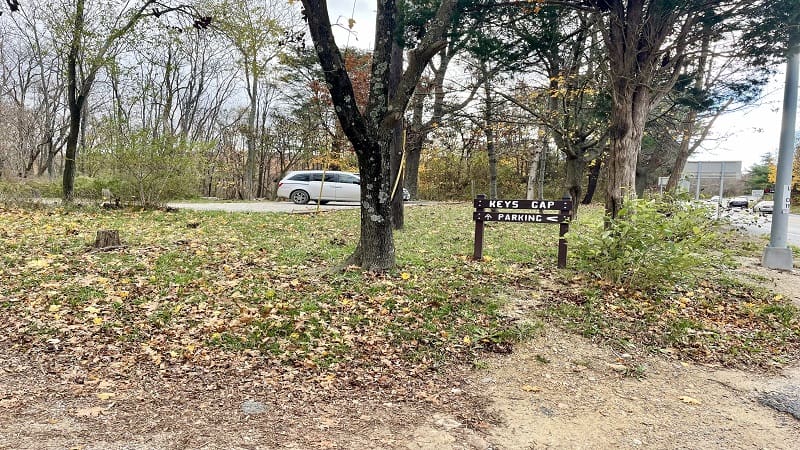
[582,156,603,204]
[565,155,586,219]
[404,90,426,200]
[302,0,454,270]
[346,137,395,270]
[62,0,86,202]
[389,42,404,229]
[605,88,649,219]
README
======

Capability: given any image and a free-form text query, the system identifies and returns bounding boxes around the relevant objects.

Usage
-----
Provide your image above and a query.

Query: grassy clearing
[0,203,550,390]
[0,201,797,392]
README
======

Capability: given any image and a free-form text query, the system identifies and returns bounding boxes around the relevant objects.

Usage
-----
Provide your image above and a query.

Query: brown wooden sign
[473,199,572,211]
[472,211,569,223]
[473,194,572,268]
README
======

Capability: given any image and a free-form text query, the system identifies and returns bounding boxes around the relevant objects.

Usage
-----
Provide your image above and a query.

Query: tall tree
[476,5,608,214]
[300,0,457,270]
[572,0,748,218]
[55,0,206,201]
[215,0,299,199]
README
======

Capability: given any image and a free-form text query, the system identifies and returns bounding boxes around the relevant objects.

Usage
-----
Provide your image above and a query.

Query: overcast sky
[695,70,792,171]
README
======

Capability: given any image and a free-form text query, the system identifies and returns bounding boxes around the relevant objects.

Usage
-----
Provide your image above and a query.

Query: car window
[339,173,359,184]
[323,173,338,182]
[289,173,310,182]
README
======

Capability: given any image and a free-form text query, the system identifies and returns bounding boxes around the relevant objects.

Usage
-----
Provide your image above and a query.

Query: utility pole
[762,24,799,271]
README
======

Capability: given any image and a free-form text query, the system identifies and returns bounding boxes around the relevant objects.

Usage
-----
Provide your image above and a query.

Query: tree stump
[93,229,121,249]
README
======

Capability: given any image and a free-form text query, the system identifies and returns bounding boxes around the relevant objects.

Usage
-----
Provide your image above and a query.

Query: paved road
[167,200,362,214]
[722,208,800,247]
[167,200,434,214]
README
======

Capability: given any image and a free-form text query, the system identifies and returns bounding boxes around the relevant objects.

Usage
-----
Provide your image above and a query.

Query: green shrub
[0,177,60,203]
[569,198,724,291]
[112,133,206,206]
[72,175,127,200]
[77,129,207,206]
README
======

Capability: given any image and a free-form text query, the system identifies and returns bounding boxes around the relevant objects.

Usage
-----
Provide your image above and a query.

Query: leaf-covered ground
[1,202,798,406]
[0,203,550,403]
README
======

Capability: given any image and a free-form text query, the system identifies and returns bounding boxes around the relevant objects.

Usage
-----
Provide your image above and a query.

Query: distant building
[681,161,743,198]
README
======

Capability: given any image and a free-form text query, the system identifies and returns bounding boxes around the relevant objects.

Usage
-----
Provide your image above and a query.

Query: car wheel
[290,190,310,204]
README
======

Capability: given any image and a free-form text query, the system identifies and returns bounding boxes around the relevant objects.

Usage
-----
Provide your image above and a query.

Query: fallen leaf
[679,396,701,405]
[75,406,107,417]
[26,258,51,269]
[521,385,542,392]
[96,392,116,400]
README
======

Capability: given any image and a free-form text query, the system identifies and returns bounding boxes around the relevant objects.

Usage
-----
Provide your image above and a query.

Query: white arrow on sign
[484,213,493,220]
[546,216,560,222]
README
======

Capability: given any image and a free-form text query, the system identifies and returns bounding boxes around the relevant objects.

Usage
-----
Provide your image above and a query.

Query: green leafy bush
[77,129,207,206]
[112,133,206,206]
[569,198,725,291]
[0,178,60,203]
[72,175,127,200]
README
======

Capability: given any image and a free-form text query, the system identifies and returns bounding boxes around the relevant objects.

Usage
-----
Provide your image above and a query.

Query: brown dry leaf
[521,384,542,393]
[679,396,701,405]
[95,392,115,400]
[75,406,107,417]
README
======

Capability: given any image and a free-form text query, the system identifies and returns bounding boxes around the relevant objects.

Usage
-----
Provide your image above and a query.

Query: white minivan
[276,170,361,204]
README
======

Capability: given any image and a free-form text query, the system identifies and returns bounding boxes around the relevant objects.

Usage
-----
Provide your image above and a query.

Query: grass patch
[0,202,547,385]
[1,201,797,388]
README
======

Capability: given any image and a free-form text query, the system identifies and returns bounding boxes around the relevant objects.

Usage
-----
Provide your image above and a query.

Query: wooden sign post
[473,194,572,268]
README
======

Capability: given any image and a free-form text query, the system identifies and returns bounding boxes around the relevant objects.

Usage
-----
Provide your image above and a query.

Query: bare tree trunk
[605,94,648,219]
[345,135,395,270]
[582,156,603,204]
[62,0,86,202]
[666,28,710,192]
[526,134,546,200]
[389,42,404,229]
[244,65,258,201]
[565,156,586,219]
[404,90,425,199]
[302,0,455,270]
[403,46,459,201]
[482,62,498,200]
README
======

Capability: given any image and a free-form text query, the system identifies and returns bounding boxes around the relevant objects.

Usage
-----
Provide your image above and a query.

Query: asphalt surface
[166,200,362,214]
[166,200,437,214]
[720,207,800,247]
